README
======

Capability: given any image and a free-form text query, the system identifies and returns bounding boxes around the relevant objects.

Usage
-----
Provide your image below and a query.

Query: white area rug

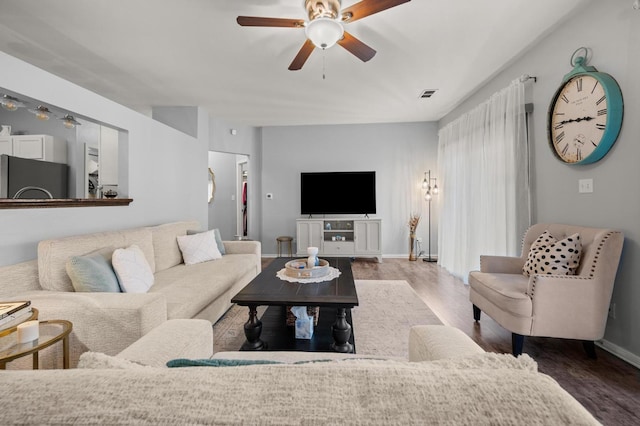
[213,280,442,358]
[350,280,442,358]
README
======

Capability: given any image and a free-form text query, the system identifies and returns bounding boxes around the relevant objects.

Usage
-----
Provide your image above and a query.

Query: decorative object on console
[408,214,420,261]
[0,125,10,136]
[422,170,438,263]
[547,47,623,164]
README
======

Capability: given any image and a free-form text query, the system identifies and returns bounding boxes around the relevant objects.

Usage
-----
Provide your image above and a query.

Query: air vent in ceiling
[420,89,437,99]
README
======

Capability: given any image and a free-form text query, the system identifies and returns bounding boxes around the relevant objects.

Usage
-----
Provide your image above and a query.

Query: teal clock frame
[547,56,624,165]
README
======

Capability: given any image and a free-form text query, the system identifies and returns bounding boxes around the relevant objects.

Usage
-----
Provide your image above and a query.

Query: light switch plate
[578,179,593,193]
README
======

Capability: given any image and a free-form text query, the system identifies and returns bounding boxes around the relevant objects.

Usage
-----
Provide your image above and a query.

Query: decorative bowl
[284,258,330,279]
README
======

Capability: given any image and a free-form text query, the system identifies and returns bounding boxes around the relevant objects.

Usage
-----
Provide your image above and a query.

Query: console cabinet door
[296,220,323,255]
[354,220,381,254]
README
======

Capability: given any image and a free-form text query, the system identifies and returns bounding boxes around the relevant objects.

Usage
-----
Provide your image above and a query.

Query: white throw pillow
[523,231,581,276]
[112,245,154,293]
[177,229,222,265]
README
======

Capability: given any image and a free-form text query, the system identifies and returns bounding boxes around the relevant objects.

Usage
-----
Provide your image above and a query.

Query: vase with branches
[408,214,420,261]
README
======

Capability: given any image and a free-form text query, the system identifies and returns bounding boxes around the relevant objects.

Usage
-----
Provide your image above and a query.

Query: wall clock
[547,48,623,164]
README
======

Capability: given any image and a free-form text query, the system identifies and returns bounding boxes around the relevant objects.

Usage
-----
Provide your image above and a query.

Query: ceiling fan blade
[341,0,411,23]
[237,16,305,28]
[289,40,316,71]
[337,32,376,62]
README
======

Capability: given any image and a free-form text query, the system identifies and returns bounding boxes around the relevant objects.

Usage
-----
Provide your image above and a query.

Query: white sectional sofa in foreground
[0,322,600,425]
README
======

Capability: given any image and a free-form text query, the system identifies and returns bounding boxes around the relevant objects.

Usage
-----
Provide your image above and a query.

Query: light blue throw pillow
[187,228,226,255]
[66,248,121,293]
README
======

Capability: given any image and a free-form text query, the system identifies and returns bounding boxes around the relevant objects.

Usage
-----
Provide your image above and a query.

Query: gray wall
[439,0,640,361]
[0,51,209,265]
[260,122,439,257]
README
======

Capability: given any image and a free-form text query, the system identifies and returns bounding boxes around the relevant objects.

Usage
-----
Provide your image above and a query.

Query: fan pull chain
[322,52,326,80]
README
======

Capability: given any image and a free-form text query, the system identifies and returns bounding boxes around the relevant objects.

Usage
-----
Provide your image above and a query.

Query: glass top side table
[0,319,73,369]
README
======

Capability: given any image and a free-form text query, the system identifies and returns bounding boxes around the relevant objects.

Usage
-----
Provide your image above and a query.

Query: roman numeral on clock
[596,124,606,130]
[591,81,599,94]
[576,78,583,92]
[597,108,607,116]
[561,144,569,156]
[555,131,565,144]
[561,94,569,103]
[596,95,606,105]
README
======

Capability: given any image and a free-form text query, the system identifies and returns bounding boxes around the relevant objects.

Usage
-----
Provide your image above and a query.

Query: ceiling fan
[237,0,411,71]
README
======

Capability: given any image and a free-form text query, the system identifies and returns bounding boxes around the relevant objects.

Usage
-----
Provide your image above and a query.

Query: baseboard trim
[596,339,640,369]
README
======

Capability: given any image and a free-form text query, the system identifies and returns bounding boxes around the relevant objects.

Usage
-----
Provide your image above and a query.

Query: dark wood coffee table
[231,257,359,353]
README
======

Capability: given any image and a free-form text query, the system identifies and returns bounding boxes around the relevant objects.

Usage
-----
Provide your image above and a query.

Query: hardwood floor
[263,257,640,424]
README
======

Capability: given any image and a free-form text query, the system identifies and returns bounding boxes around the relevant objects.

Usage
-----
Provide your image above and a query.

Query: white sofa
[0,322,599,425]
[0,221,261,368]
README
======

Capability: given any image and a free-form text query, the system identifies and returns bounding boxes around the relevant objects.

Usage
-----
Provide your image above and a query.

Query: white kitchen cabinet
[0,137,11,156]
[8,135,67,163]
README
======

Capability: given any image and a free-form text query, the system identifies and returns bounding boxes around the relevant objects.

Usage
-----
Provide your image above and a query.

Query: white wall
[260,122,439,257]
[0,52,209,266]
[439,0,640,360]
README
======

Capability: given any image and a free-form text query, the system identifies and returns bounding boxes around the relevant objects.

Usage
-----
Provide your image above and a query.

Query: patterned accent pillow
[112,245,155,293]
[523,231,582,276]
[177,229,222,265]
[187,228,226,255]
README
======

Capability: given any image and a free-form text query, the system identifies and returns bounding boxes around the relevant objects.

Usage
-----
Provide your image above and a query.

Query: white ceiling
[0,0,588,127]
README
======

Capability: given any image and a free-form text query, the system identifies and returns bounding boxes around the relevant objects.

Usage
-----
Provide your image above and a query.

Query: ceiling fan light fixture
[1,95,25,111]
[305,17,344,49]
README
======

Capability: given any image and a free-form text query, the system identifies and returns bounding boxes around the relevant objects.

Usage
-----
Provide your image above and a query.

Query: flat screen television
[301,171,376,215]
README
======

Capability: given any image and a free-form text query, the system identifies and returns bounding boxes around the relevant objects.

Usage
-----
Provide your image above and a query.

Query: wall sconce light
[60,114,81,129]
[1,95,25,111]
[423,170,439,262]
[28,105,53,121]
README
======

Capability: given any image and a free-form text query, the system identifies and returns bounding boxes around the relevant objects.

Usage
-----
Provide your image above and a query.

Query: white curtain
[437,78,530,282]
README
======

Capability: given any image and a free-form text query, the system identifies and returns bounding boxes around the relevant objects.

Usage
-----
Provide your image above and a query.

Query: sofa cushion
[38,228,155,292]
[177,230,222,265]
[151,254,256,319]
[148,221,200,273]
[112,245,155,293]
[523,231,582,276]
[468,272,531,317]
[66,247,121,293]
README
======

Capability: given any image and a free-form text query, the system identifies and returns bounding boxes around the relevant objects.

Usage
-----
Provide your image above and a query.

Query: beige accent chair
[469,223,624,357]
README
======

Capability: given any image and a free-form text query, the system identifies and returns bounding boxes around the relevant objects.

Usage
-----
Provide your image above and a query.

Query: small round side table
[0,318,72,369]
[276,236,293,257]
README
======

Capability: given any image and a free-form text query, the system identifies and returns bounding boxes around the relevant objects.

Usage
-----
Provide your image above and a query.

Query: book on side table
[0,301,32,331]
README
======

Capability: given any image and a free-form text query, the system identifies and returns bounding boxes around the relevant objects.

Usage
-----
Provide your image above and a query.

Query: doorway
[237,158,248,238]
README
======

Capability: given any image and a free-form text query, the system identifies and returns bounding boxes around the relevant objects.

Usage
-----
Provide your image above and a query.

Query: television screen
[301,171,376,215]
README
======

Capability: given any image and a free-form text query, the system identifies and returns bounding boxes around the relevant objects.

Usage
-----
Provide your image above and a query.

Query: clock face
[549,74,609,163]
